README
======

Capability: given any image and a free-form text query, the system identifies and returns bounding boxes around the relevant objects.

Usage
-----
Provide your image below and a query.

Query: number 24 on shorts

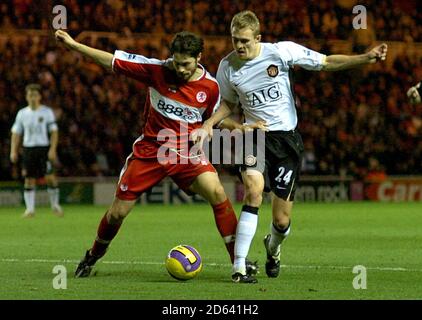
[275,166,293,186]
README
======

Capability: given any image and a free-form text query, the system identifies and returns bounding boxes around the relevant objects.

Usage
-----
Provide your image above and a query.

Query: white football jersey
[11,105,58,147]
[217,41,326,131]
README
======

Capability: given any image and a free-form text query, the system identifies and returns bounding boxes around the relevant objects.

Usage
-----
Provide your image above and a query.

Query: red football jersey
[112,50,220,152]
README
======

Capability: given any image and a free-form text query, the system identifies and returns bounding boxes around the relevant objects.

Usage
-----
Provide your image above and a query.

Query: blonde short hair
[230,10,261,36]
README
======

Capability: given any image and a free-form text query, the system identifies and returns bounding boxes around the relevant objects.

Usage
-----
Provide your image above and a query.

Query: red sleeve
[203,81,221,121]
[112,50,163,85]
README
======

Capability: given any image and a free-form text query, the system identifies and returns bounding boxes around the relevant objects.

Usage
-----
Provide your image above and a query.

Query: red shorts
[115,138,216,201]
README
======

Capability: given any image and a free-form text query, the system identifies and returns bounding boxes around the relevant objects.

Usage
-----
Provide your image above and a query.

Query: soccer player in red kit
[55,30,257,277]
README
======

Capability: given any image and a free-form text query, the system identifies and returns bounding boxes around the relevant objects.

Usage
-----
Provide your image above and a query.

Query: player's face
[26,90,41,106]
[172,53,200,81]
[231,27,261,60]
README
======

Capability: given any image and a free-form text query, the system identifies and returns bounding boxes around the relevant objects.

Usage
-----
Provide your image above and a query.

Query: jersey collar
[193,64,206,81]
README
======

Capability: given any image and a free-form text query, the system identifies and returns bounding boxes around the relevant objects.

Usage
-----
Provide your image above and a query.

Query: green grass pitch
[0,202,421,300]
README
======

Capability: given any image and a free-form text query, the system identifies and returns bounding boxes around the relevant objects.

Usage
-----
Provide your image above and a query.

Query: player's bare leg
[75,197,136,277]
[22,177,36,218]
[263,194,293,278]
[45,173,63,217]
[230,170,264,283]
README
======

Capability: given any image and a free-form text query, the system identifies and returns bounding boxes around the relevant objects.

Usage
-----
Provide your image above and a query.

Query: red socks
[212,199,238,263]
[90,213,122,258]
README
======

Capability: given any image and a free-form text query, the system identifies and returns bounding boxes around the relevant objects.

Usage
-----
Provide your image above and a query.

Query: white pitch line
[1,258,421,272]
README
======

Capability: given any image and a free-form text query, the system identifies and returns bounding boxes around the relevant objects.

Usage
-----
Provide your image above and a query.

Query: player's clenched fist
[407,82,421,104]
[367,43,388,63]
[55,30,78,49]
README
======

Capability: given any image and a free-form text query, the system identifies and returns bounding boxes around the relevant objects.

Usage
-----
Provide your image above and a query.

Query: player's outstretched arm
[192,99,236,146]
[55,30,113,71]
[322,43,388,71]
[203,100,235,138]
[205,99,235,128]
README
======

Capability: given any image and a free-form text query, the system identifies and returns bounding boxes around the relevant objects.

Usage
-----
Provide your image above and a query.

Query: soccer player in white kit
[200,11,388,283]
[10,84,63,218]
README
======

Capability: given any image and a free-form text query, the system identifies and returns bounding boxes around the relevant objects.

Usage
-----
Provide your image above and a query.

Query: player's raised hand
[407,83,421,104]
[191,127,211,150]
[55,30,78,50]
[10,151,18,164]
[192,120,214,150]
[367,43,388,63]
[48,148,57,163]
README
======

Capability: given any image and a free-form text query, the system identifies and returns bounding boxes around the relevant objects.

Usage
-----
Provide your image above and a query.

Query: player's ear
[196,52,202,63]
[256,34,261,43]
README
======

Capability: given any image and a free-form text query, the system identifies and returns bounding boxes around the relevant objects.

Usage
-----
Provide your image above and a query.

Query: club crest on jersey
[267,65,279,78]
[120,184,128,192]
[196,91,207,103]
[38,117,44,123]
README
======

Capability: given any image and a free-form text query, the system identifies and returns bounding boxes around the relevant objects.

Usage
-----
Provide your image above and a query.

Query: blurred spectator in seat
[365,157,387,183]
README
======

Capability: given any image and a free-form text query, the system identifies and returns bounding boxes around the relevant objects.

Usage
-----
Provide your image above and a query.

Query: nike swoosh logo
[276,185,286,190]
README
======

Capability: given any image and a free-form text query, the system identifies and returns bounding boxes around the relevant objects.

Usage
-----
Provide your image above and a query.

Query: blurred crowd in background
[0,0,421,180]
[2,0,421,42]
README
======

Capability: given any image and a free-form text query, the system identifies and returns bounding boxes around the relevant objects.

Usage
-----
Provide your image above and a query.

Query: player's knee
[45,175,57,187]
[213,184,227,203]
[45,174,52,180]
[243,180,263,200]
[273,215,290,229]
[107,206,129,223]
[24,178,36,188]
[244,189,263,206]
[273,209,291,228]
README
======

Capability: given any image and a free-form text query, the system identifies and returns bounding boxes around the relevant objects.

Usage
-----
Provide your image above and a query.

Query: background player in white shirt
[10,84,62,218]
[200,11,388,283]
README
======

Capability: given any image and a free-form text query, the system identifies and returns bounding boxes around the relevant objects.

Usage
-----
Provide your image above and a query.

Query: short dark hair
[170,31,204,58]
[25,83,42,94]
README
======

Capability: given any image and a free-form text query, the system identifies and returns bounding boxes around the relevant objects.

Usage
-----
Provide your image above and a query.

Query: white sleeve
[11,111,23,135]
[47,109,58,132]
[275,41,326,71]
[216,60,239,105]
